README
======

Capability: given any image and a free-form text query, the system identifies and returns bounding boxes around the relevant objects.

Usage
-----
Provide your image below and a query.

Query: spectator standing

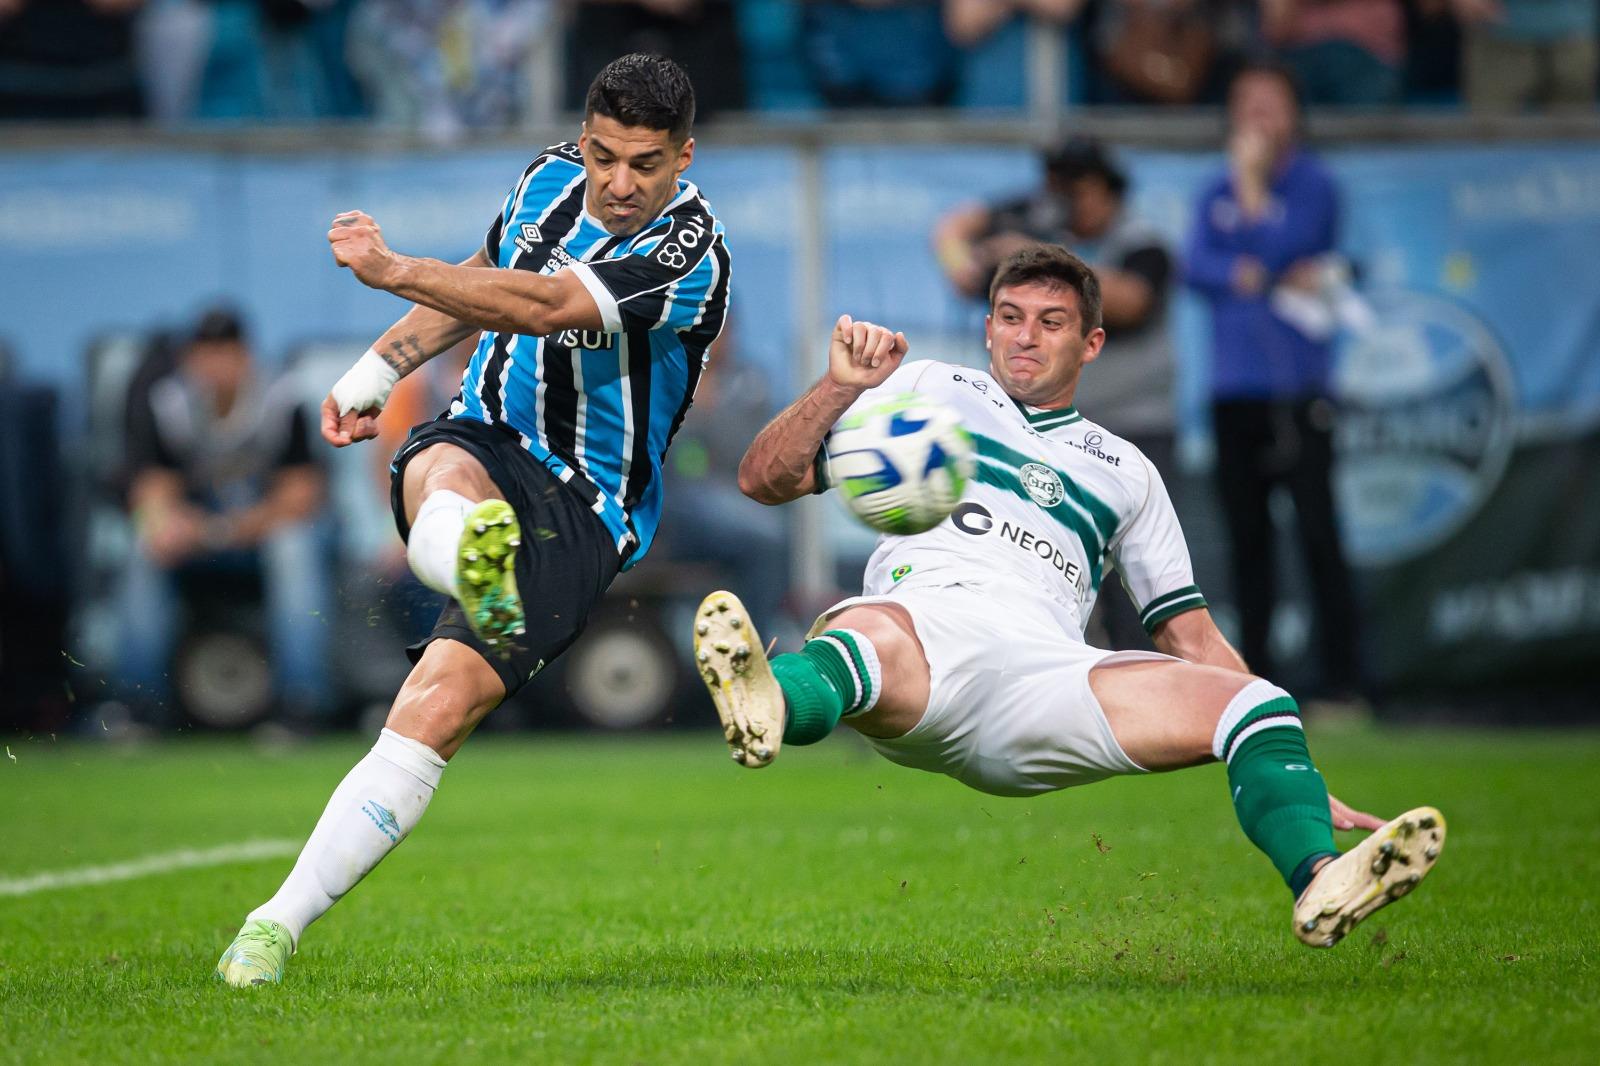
[0,0,147,119]
[943,0,1085,46]
[1183,62,1363,696]
[933,138,1177,651]
[1260,0,1407,107]
[565,0,745,116]
[1088,0,1221,105]
[801,0,960,107]
[348,0,553,138]
[116,308,333,726]
[1451,0,1597,111]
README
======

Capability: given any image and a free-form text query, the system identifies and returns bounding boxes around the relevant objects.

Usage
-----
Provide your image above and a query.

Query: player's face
[985,281,1105,408]
[580,115,695,236]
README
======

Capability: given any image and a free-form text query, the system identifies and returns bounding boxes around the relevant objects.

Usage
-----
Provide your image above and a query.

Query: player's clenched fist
[826,314,908,392]
[321,346,401,447]
[328,210,400,290]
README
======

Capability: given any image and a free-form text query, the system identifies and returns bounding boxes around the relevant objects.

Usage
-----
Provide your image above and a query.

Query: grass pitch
[2,726,1596,1064]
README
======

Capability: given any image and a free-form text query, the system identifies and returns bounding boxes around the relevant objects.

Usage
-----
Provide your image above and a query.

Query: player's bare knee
[401,444,502,527]
[828,604,919,672]
[827,603,930,737]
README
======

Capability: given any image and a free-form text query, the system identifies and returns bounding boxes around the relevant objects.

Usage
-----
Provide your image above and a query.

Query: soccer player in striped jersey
[217,54,730,987]
[695,245,1445,949]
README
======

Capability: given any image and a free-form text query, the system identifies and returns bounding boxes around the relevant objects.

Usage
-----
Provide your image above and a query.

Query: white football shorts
[811,577,1169,797]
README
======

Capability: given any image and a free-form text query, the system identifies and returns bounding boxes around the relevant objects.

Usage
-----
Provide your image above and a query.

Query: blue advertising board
[2,138,1596,691]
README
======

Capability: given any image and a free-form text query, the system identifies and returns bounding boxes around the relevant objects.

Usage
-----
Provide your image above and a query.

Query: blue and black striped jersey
[453,141,731,568]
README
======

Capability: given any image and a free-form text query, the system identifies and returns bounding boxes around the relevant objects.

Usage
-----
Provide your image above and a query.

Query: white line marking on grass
[0,839,298,898]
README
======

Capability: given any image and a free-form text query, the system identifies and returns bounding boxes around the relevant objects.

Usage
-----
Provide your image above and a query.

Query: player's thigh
[825,602,931,740]
[386,636,507,760]
[1089,659,1256,771]
[400,442,504,527]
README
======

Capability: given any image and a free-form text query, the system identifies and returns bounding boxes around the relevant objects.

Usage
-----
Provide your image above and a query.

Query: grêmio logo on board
[1332,289,1515,567]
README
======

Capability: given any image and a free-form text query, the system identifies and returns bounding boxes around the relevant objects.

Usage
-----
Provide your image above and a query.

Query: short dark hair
[1227,57,1304,117]
[988,245,1103,336]
[188,305,246,347]
[584,53,696,142]
[1044,137,1128,199]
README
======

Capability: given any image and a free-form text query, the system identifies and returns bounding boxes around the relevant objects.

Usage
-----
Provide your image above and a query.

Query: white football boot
[1294,806,1446,947]
[694,591,784,768]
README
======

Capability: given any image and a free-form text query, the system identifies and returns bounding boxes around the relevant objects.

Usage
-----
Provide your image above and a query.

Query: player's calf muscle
[386,641,505,759]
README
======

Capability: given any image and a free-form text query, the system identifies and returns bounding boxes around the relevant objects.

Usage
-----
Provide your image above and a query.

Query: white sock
[406,489,474,597]
[247,729,446,947]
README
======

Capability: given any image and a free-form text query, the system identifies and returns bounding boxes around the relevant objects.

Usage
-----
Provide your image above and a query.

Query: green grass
[2,727,1596,1064]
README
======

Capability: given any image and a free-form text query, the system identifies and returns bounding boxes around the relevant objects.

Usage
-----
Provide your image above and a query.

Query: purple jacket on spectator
[1184,150,1340,401]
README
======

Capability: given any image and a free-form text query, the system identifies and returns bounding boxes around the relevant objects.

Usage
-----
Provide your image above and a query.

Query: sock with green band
[1215,679,1339,896]
[769,629,881,745]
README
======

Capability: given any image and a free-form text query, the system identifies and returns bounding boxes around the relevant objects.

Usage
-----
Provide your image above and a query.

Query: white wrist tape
[330,349,402,415]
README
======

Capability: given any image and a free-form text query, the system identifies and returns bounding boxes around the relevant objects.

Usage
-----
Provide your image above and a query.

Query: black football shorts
[389,416,622,696]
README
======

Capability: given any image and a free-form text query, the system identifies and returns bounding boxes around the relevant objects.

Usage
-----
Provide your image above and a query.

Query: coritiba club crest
[1020,462,1065,507]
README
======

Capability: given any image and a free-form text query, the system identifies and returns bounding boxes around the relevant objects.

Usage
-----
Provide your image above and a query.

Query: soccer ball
[826,393,975,535]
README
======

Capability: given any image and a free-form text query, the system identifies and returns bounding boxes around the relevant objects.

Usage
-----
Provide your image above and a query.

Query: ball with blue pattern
[826,393,975,535]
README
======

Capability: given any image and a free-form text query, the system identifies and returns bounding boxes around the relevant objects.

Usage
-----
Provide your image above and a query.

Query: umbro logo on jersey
[514,222,544,254]
[1020,463,1066,507]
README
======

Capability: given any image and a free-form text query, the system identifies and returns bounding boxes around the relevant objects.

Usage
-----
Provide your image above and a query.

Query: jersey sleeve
[485,147,574,264]
[569,214,726,333]
[483,168,525,265]
[274,404,316,471]
[1118,245,1172,293]
[1108,452,1207,634]
[124,383,179,474]
[484,209,506,264]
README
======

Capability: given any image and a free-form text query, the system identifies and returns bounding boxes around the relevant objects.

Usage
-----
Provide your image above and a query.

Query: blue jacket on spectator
[1185,150,1340,401]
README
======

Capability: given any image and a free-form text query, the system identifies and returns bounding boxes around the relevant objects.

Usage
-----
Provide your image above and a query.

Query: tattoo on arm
[381,333,430,375]
[741,378,862,502]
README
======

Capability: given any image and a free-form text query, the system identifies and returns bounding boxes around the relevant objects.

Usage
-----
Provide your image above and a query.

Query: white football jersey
[829,359,1206,641]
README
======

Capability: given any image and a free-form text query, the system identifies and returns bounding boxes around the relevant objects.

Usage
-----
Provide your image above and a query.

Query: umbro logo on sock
[362,801,400,843]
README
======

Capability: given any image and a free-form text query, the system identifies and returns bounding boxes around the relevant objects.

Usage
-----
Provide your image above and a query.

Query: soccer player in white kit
[695,245,1445,947]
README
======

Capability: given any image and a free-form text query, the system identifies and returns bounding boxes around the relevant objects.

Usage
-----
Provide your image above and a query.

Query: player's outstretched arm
[327,209,601,338]
[321,239,490,447]
[738,315,907,505]
[1151,607,1249,674]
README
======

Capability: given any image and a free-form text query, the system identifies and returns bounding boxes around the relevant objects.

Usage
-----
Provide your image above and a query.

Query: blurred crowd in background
[1,0,1596,132]
[3,2,1598,739]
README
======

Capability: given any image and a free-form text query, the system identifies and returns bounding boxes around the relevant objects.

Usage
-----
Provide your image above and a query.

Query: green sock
[770,629,880,745]
[1220,688,1338,896]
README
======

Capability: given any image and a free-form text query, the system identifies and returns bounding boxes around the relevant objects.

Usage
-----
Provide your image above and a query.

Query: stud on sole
[1293,805,1447,949]
[694,590,783,770]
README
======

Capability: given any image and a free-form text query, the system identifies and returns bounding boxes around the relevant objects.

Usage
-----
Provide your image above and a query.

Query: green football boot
[215,919,293,987]
[458,499,526,654]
